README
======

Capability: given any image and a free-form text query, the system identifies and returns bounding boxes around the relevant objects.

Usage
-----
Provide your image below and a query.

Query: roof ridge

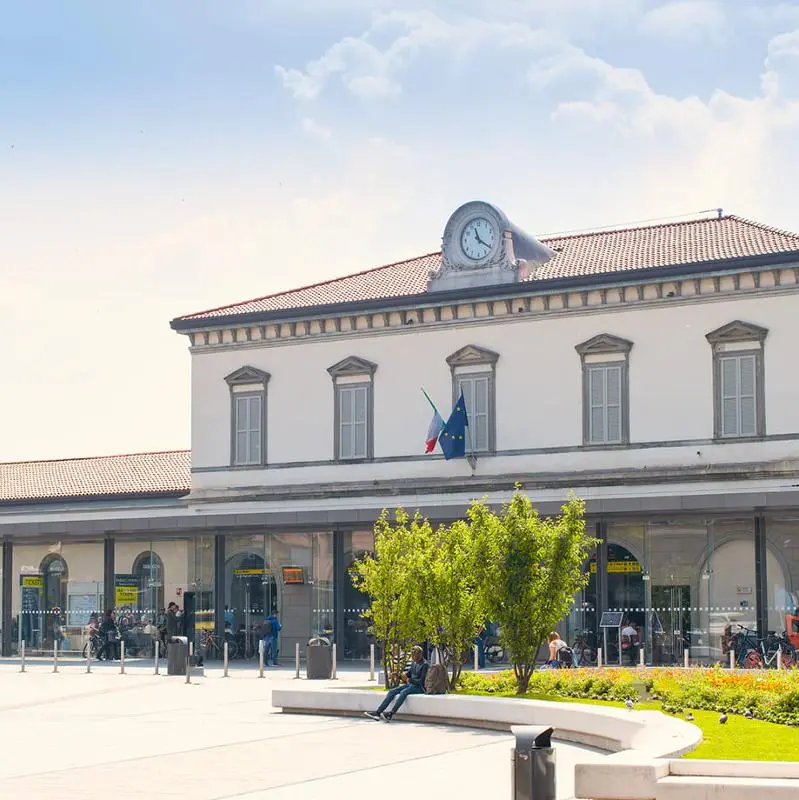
[0,449,190,468]
[176,251,441,321]
[540,214,736,243]
[725,214,799,241]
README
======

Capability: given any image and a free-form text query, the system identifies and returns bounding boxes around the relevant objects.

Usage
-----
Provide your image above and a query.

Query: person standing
[98,610,119,661]
[365,645,429,722]
[165,602,183,641]
[263,609,281,666]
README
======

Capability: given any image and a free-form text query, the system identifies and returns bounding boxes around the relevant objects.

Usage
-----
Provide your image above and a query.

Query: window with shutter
[586,364,624,445]
[338,385,369,460]
[457,374,491,453]
[719,354,758,438]
[233,393,263,465]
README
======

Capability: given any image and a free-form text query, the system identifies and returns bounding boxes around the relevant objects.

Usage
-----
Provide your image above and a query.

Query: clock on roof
[429,201,555,293]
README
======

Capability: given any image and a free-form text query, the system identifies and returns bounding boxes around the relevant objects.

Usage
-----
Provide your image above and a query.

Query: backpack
[424,663,449,695]
[557,646,574,668]
[263,619,273,636]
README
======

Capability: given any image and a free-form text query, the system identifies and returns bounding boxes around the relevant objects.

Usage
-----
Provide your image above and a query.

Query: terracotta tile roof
[176,215,799,323]
[0,451,191,504]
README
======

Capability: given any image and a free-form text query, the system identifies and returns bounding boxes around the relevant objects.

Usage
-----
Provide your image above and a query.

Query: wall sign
[281,566,305,585]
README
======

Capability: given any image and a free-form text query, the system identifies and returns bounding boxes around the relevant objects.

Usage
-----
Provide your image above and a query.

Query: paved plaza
[0,659,604,799]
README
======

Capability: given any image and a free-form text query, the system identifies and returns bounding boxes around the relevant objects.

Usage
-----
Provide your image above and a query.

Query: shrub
[459,667,799,726]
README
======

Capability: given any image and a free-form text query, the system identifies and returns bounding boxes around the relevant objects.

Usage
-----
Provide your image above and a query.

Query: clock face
[460,217,497,260]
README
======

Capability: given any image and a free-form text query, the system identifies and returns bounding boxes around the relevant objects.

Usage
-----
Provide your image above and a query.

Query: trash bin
[510,725,556,800]
[167,638,189,676]
[306,636,332,679]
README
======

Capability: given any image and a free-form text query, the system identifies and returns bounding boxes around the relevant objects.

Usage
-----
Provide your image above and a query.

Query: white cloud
[275,10,555,100]
[640,1,728,41]
[301,117,333,140]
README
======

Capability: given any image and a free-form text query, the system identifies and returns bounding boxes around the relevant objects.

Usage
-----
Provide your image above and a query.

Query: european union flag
[439,391,469,460]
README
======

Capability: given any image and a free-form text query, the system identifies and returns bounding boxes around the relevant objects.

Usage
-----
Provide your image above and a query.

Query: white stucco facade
[188,289,799,498]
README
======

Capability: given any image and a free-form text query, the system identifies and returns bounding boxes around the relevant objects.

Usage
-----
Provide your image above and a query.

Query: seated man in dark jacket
[365,645,429,722]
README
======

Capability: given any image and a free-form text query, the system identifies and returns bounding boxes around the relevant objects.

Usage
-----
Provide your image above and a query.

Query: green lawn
[457,690,799,761]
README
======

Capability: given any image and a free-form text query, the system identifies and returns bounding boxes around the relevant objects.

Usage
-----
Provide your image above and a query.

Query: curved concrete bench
[271,688,699,758]
[272,689,799,798]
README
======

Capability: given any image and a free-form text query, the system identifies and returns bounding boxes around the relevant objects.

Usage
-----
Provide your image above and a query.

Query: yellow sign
[21,576,43,588]
[115,586,139,605]
[234,568,271,576]
[590,561,642,574]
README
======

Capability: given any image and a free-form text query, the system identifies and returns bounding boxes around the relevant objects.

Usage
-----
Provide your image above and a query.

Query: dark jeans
[376,683,424,715]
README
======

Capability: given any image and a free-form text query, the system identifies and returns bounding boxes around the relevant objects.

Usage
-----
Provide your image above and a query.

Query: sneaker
[380,712,393,722]
[363,712,380,721]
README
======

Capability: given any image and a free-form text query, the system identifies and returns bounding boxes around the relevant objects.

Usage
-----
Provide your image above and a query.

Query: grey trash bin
[511,725,556,800]
[306,636,332,679]
[167,639,189,676]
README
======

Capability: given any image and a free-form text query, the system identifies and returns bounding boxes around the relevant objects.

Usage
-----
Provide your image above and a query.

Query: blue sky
[2,1,798,461]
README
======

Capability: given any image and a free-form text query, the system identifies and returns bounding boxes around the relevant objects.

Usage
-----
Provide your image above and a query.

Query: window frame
[706,320,768,440]
[328,356,377,463]
[446,345,499,455]
[225,366,270,467]
[575,334,633,447]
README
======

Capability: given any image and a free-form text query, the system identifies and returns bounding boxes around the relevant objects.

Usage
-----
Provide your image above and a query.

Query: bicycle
[571,630,597,667]
[730,625,796,669]
[82,632,103,659]
[200,630,239,660]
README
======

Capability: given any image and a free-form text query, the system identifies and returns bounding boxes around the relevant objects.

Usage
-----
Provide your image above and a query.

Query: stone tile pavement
[0,659,604,799]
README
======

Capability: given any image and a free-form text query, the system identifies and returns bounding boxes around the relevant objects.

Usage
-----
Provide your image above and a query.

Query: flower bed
[459,667,799,726]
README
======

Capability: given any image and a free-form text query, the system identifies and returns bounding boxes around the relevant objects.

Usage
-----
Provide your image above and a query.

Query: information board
[281,566,305,585]
[115,575,139,607]
[599,611,624,628]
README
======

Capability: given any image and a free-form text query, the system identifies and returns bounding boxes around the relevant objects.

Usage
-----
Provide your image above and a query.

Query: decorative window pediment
[705,320,768,349]
[575,333,633,357]
[224,366,270,386]
[446,344,500,368]
[327,356,378,379]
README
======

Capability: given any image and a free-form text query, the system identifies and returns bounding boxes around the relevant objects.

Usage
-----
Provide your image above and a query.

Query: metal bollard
[258,639,264,678]
[332,643,337,680]
[20,640,26,673]
[223,641,229,677]
[87,642,92,673]
[120,640,126,674]
[154,642,159,675]
[474,644,480,671]
[597,647,603,669]
[294,642,300,679]
[777,648,783,670]
[729,649,735,670]
[683,649,689,669]
[185,646,191,684]
[639,647,645,668]
[53,641,59,673]
[369,643,375,681]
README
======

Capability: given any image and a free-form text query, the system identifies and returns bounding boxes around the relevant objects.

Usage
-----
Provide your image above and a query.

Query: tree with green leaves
[350,508,428,687]
[471,490,595,693]
[416,519,485,690]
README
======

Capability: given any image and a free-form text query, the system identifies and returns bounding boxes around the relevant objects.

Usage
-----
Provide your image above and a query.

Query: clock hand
[474,232,489,248]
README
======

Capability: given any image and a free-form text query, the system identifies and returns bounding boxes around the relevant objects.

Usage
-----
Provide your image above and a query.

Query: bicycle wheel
[743,649,764,669]
[225,640,239,660]
[779,646,797,669]
[82,642,90,658]
[485,643,504,663]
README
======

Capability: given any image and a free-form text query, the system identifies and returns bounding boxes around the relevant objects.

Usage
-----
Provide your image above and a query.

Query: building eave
[170,250,799,334]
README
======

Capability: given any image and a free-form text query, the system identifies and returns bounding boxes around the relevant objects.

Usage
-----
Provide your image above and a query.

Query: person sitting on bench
[365,645,429,722]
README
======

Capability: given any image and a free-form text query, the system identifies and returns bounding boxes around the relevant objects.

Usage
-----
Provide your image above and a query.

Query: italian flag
[422,389,445,453]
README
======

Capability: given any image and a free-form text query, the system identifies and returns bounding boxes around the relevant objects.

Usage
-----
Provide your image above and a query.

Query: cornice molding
[327,355,378,379]
[446,344,500,368]
[185,264,799,353]
[224,365,271,386]
[705,319,769,347]
[575,333,634,357]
